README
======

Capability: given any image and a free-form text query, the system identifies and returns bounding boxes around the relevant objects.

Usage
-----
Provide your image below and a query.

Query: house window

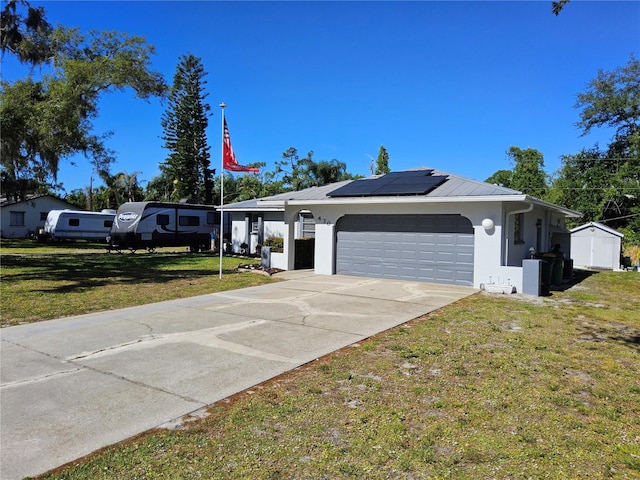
[514,213,524,244]
[10,211,25,226]
[300,212,316,238]
[156,214,170,226]
[179,215,199,227]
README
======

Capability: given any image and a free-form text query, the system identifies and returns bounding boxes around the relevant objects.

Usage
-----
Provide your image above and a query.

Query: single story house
[570,221,623,271]
[222,168,581,293]
[1,194,80,238]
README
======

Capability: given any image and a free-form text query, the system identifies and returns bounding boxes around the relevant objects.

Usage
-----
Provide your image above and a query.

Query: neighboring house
[1,194,80,239]
[570,222,623,271]
[222,168,581,293]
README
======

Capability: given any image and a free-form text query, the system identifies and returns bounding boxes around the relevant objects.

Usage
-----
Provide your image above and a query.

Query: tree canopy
[1,0,53,65]
[0,0,167,198]
[272,147,354,192]
[486,147,547,199]
[552,56,639,241]
[575,55,639,158]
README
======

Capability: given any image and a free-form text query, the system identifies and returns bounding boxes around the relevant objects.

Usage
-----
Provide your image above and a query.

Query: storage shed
[570,222,623,271]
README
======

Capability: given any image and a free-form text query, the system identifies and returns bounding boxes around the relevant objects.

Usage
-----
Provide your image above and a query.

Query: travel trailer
[108,201,224,252]
[43,209,116,242]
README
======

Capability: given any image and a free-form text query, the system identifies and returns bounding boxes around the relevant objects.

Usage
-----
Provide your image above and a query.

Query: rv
[44,209,116,242]
[108,201,224,252]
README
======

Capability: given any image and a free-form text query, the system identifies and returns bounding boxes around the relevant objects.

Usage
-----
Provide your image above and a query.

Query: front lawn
[0,240,271,326]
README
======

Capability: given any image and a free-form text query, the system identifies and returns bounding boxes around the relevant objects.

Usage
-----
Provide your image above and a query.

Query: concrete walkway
[0,272,475,479]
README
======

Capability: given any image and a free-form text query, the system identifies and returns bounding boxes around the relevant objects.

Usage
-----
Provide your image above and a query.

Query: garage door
[336,214,474,286]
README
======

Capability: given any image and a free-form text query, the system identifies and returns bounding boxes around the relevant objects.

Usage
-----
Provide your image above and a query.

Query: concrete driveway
[1,271,475,479]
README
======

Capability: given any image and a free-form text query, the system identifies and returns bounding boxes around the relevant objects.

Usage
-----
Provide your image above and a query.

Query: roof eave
[284,194,581,217]
[285,195,528,207]
[525,196,582,218]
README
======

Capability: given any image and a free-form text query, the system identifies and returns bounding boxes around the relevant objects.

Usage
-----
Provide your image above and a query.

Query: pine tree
[160,54,213,203]
[375,145,390,175]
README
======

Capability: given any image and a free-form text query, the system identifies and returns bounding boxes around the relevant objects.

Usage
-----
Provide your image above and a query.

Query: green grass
[0,239,272,326]
[27,268,640,480]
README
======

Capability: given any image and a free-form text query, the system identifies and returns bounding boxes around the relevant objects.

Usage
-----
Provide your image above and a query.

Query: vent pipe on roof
[504,202,534,266]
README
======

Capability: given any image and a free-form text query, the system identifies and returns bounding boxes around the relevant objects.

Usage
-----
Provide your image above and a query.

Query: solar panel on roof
[382,170,433,179]
[373,175,448,196]
[328,170,448,198]
[328,180,376,196]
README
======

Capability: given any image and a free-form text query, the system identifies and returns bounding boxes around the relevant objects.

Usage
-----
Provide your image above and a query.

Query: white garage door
[336,214,474,286]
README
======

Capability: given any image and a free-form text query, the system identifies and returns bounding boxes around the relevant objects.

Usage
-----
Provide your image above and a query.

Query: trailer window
[207,212,216,225]
[69,218,80,227]
[156,214,170,226]
[104,220,113,228]
[179,215,199,227]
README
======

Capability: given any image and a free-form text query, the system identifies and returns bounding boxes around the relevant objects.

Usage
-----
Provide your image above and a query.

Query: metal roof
[222,180,353,211]
[221,168,580,217]
[570,221,624,238]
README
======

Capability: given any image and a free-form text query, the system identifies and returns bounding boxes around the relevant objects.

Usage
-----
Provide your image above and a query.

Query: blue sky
[5,1,640,194]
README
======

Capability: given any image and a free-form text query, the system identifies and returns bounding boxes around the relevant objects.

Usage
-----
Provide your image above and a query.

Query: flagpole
[219,102,226,280]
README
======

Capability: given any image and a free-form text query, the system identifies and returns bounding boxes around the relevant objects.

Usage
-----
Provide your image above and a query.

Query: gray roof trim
[0,193,76,208]
[570,221,624,237]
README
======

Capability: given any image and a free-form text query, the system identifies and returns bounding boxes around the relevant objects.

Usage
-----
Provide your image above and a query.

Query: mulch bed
[235,264,284,276]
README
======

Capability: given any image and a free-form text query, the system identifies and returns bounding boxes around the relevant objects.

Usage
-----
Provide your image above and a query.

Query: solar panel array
[328,170,448,197]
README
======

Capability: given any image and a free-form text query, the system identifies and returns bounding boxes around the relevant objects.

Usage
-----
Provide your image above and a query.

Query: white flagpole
[219,102,226,280]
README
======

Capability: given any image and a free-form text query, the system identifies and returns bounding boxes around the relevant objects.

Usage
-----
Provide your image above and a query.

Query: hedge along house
[222,168,581,292]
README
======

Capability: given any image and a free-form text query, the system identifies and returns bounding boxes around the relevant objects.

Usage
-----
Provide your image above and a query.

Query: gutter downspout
[504,201,534,266]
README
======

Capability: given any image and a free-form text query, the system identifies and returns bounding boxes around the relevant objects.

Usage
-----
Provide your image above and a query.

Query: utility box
[261,246,271,269]
[523,259,543,296]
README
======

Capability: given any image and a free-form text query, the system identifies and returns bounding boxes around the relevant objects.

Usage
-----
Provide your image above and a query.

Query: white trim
[257,195,580,218]
[570,221,624,238]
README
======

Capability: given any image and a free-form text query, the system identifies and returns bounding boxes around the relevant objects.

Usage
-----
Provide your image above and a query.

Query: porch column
[314,222,335,275]
[257,214,264,244]
[244,214,250,247]
[283,209,297,270]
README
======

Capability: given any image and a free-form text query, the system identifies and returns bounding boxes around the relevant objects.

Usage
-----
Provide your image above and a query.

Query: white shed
[570,222,623,270]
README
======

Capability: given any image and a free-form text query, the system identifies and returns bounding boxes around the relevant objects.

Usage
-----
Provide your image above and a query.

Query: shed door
[336,214,474,286]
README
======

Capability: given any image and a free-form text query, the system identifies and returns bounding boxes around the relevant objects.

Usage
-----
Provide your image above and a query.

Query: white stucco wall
[228,212,248,253]
[229,200,572,293]
[296,201,521,290]
[228,211,289,253]
[263,212,286,240]
[314,222,335,275]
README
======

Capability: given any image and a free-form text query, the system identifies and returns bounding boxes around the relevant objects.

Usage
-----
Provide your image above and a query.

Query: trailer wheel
[189,245,198,253]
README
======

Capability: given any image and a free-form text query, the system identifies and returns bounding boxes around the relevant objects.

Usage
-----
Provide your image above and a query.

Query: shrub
[264,237,284,253]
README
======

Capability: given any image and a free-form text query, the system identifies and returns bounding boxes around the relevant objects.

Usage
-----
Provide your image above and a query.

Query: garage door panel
[336,214,474,286]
